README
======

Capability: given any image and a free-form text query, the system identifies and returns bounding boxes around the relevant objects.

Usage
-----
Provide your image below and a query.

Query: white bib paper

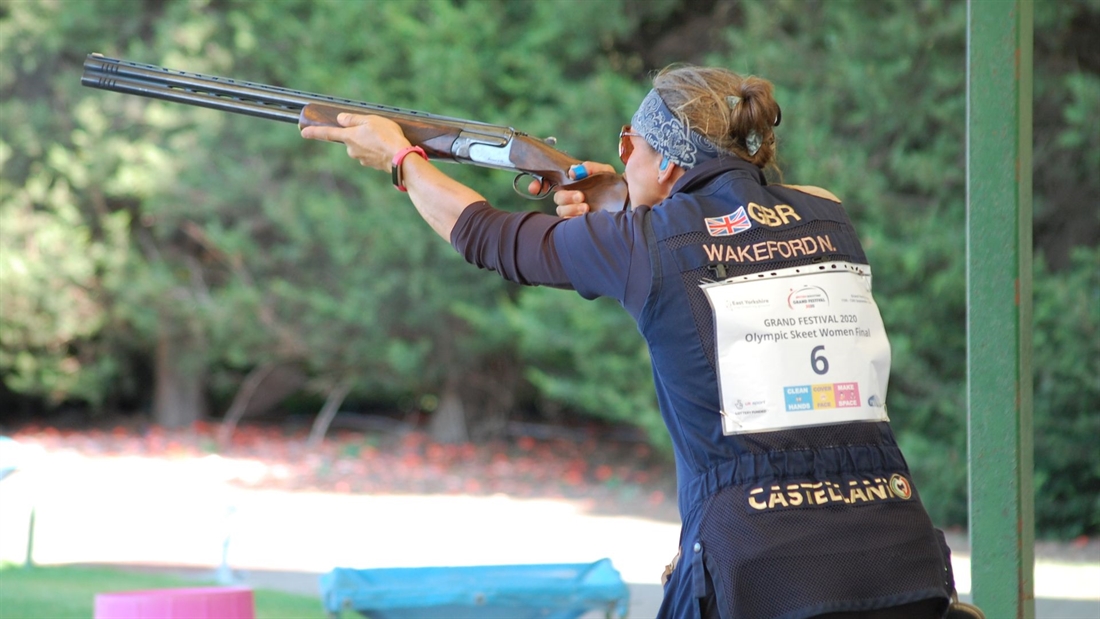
[701,262,891,435]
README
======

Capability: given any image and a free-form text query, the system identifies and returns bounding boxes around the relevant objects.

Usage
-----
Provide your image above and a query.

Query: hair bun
[651,65,781,171]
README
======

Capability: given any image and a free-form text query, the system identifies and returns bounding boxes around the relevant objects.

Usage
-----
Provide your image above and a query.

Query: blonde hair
[653,65,781,173]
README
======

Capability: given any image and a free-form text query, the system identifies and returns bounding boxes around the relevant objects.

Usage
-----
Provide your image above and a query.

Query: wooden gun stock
[558,173,631,215]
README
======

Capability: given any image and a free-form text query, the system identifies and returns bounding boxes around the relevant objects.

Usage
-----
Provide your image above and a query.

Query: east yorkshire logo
[705,206,752,237]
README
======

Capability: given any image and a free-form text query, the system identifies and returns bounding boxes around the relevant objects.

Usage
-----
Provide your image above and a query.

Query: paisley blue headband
[631,89,721,169]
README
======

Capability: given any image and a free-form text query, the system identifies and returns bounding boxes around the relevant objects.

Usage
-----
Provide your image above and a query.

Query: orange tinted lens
[619,125,634,164]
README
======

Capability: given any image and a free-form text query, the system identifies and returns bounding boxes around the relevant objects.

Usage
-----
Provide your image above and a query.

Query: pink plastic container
[94,586,255,619]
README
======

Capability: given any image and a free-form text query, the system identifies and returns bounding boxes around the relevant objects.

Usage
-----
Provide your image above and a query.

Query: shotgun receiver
[80,53,628,211]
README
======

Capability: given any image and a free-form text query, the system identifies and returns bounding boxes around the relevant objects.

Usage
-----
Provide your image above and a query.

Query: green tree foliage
[0,166,129,406]
[508,289,667,449]
[1,0,177,411]
[1032,247,1100,538]
[1034,0,1100,268]
[1,0,1096,534]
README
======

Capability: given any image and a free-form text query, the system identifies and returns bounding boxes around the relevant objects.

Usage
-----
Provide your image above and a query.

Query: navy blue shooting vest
[637,160,954,619]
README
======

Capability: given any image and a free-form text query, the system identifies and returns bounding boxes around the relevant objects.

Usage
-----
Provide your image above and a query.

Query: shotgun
[80,53,628,211]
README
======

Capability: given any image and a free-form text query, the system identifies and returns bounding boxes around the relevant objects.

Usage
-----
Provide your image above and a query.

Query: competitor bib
[701,262,891,435]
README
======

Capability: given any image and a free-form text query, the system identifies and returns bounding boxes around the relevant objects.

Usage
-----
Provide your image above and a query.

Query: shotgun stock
[80,53,629,212]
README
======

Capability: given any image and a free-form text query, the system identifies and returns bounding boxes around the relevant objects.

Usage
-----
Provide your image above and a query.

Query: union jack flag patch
[705,206,752,237]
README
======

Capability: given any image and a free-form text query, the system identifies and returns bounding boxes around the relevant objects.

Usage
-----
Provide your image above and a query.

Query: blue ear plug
[660,157,669,171]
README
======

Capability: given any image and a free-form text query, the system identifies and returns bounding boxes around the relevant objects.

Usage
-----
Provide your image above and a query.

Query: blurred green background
[0,0,1096,538]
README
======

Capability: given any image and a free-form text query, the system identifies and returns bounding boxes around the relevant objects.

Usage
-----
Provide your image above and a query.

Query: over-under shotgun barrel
[80,54,506,142]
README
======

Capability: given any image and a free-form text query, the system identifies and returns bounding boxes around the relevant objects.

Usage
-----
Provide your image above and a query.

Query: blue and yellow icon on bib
[785,382,862,412]
[784,385,813,411]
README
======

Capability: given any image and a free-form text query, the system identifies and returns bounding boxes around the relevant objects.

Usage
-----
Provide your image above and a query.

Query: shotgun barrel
[80,53,512,158]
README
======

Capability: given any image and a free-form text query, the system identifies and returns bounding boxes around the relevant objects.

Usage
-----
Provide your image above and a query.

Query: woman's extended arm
[300,113,483,240]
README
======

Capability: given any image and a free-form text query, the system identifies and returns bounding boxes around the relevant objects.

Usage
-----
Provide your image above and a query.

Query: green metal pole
[966,1,1034,617]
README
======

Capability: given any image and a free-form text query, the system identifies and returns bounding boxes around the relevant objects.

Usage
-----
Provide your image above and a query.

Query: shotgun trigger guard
[513,173,552,200]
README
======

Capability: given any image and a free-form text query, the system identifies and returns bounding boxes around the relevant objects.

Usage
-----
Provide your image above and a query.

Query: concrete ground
[1,448,1097,618]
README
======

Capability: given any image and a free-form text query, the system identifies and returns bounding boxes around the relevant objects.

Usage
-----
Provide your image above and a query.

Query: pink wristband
[391,146,427,192]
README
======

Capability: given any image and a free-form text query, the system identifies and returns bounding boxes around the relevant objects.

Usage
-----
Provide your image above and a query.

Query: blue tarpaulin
[319,558,630,619]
